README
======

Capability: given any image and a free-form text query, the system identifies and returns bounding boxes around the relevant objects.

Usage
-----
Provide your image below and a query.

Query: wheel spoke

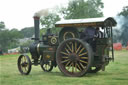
[78,47,85,54]
[80,60,87,64]
[72,63,74,73]
[45,64,47,70]
[24,67,27,72]
[46,64,48,70]
[76,44,82,54]
[75,42,77,52]
[61,51,69,56]
[79,52,87,57]
[74,63,77,72]
[76,63,82,71]
[24,56,26,62]
[79,62,86,69]
[80,57,88,59]
[72,42,74,53]
[67,62,73,71]
[21,58,23,64]
[21,65,23,70]
[66,43,72,52]
[65,48,70,54]
[65,61,71,67]
[62,56,69,59]
[61,59,70,63]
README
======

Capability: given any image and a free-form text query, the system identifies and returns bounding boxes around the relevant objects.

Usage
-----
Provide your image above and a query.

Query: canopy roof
[55,17,117,27]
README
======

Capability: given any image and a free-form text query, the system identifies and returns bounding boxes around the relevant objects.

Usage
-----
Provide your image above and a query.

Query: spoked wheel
[88,66,102,73]
[17,55,32,75]
[40,57,53,72]
[56,38,93,77]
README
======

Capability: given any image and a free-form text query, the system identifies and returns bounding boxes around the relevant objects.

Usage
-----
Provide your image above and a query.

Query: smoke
[34,8,49,17]
[113,15,128,45]
[115,15,128,30]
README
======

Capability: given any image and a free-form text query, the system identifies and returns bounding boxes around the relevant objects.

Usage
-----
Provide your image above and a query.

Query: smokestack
[33,16,40,43]
[33,9,49,43]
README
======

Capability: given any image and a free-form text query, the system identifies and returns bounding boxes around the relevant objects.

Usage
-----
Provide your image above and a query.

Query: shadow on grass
[28,70,115,78]
[30,71,64,77]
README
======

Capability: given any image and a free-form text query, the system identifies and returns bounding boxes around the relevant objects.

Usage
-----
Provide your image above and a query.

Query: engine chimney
[33,16,40,43]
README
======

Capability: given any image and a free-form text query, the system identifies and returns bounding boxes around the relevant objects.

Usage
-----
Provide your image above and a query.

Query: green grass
[0,50,128,85]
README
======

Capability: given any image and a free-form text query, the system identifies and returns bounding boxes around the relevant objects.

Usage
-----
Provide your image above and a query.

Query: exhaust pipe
[33,16,40,43]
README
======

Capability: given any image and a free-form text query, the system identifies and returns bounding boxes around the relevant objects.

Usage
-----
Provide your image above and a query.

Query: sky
[0,0,128,30]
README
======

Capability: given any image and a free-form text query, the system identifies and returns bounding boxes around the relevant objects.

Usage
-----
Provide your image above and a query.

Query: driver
[81,26,97,52]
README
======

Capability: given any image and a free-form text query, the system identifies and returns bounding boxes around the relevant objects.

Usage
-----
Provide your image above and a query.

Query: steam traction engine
[17,16,117,77]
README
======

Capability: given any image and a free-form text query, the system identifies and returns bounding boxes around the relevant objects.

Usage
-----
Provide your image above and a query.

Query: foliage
[60,0,104,19]
[120,28,128,46]
[0,21,5,30]
[119,6,128,16]
[0,23,33,52]
[117,6,128,46]
[0,23,23,52]
[40,0,104,36]
[19,40,32,53]
[20,27,34,38]
[20,40,33,47]
[40,13,61,35]
[40,13,60,29]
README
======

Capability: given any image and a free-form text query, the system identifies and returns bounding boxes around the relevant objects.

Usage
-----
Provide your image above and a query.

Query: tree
[20,27,34,38]
[9,29,23,48]
[0,30,10,52]
[119,6,128,17]
[60,0,104,19]
[40,13,61,35]
[118,6,128,46]
[0,21,5,30]
[0,28,23,52]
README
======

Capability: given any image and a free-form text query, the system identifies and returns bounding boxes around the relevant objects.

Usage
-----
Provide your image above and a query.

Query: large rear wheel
[56,38,93,77]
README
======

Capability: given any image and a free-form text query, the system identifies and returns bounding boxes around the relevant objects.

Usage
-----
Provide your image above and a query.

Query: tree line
[0,0,128,53]
[0,25,34,52]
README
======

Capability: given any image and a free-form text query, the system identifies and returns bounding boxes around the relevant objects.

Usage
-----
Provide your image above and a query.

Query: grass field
[0,50,128,85]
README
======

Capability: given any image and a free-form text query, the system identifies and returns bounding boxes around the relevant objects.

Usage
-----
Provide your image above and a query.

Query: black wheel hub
[68,53,79,62]
[21,62,28,67]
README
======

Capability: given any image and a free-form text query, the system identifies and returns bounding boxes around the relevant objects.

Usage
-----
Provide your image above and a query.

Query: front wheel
[17,55,32,75]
